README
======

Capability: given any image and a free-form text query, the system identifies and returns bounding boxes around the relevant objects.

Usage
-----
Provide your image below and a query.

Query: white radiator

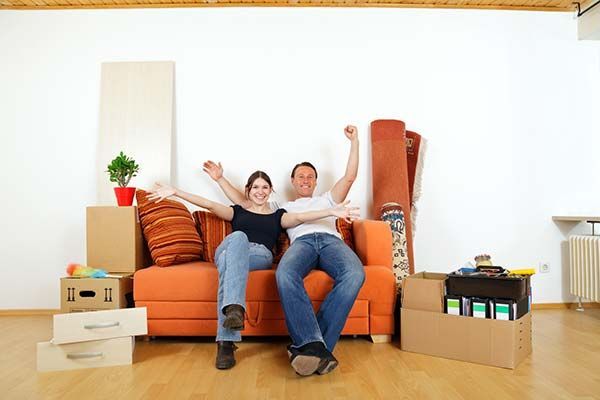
[569,235,600,302]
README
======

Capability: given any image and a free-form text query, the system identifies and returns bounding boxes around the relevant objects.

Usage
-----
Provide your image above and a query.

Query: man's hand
[331,200,360,223]
[203,160,223,181]
[148,182,176,203]
[344,125,358,142]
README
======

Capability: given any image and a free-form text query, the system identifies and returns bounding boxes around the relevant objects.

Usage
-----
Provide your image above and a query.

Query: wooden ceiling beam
[0,0,575,10]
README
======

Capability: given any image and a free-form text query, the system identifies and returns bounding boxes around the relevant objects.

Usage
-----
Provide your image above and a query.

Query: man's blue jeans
[215,231,273,342]
[276,232,365,351]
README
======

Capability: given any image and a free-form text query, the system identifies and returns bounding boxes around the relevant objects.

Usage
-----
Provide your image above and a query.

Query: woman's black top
[230,205,287,252]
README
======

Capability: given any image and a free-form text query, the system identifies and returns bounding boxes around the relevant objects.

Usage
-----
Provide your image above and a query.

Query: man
[203,125,364,376]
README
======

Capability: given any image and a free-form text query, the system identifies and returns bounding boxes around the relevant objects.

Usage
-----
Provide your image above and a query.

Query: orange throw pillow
[192,210,232,263]
[136,190,203,267]
[273,232,290,264]
[335,219,355,252]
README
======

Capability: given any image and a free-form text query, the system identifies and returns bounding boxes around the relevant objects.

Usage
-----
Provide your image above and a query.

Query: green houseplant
[106,151,140,206]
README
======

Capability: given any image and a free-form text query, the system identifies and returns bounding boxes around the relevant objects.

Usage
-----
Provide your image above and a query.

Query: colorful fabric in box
[193,210,356,265]
[136,189,203,267]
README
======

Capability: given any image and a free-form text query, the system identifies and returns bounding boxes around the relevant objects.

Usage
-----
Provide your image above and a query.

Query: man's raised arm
[203,160,252,208]
[330,125,359,204]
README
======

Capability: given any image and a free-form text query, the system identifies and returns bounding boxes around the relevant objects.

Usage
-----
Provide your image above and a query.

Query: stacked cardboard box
[400,272,532,369]
[86,206,151,273]
[37,308,147,372]
[61,206,151,313]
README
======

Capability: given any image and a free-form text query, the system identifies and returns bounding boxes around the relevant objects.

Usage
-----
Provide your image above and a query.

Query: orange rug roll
[371,119,414,273]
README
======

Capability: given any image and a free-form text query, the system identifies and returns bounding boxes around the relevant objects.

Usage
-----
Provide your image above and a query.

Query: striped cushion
[273,232,290,264]
[192,210,232,263]
[136,189,203,267]
[191,210,355,264]
[335,219,356,252]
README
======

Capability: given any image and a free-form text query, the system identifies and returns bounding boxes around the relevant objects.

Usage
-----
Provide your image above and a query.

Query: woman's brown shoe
[215,341,238,370]
[223,304,245,331]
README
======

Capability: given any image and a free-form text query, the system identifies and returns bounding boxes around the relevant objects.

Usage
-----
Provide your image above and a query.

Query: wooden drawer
[52,307,147,345]
[37,336,134,372]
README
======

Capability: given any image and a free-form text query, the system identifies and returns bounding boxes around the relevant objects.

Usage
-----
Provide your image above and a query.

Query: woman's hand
[331,200,360,223]
[203,160,223,181]
[147,182,177,203]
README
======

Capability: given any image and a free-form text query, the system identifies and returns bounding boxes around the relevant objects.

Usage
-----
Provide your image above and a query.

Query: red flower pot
[114,187,136,206]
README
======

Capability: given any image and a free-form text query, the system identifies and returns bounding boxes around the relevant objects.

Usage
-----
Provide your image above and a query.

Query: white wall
[1,8,599,308]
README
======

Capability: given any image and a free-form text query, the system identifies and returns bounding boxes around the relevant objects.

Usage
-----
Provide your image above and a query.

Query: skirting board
[0,309,61,316]
[2,303,599,316]
[532,302,600,310]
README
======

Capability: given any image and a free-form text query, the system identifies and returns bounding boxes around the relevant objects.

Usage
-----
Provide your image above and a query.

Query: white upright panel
[578,4,600,40]
[97,61,174,205]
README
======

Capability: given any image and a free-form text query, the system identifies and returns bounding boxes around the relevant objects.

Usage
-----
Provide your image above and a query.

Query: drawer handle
[84,321,120,329]
[67,352,103,359]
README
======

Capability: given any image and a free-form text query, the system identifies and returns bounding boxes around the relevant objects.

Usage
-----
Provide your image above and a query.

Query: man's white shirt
[277,192,341,243]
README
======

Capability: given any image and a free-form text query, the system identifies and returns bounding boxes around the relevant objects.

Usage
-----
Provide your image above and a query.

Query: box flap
[402,271,447,312]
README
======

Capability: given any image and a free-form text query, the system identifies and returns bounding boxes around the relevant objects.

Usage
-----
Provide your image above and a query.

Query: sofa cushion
[136,189,203,267]
[336,218,355,251]
[134,262,395,305]
[272,232,290,264]
[192,210,232,263]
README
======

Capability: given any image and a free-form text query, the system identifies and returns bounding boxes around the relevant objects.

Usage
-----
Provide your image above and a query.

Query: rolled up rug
[370,119,414,274]
[406,130,427,236]
[381,203,410,290]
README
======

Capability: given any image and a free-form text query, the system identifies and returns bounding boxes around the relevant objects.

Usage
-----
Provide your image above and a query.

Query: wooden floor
[1,309,600,400]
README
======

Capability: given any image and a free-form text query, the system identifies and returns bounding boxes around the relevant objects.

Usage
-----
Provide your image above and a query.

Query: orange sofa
[134,218,396,342]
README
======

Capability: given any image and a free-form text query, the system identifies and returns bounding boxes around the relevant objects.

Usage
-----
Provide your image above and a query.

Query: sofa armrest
[352,219,392,269]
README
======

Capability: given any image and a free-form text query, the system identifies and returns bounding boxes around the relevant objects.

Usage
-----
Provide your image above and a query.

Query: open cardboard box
[400,271,532,369]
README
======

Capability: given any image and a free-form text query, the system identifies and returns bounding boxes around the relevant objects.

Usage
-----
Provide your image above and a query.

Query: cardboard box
[86,206,151,273]
[401,272,447,312]
[401,309,532,369]
[400,271,532,369]
[60,276,133,313]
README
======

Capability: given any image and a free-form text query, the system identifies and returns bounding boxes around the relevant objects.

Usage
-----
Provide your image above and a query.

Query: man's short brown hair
[291,162,318,179]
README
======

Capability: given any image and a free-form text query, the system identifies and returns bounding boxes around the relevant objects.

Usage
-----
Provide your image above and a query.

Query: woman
[148,171,359,370]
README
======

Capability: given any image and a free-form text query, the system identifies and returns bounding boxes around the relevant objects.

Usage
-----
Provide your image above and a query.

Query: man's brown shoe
[223,304,245,331]
[215,341,238,370]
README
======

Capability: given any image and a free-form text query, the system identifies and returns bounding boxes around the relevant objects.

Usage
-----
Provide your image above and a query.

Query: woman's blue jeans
[215,231,273,342]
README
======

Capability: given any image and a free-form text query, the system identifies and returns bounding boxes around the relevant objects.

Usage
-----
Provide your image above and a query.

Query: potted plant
[106,151,140,206]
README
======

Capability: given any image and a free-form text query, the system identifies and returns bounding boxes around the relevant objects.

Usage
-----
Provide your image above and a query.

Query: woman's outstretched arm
[148,182,234,221]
